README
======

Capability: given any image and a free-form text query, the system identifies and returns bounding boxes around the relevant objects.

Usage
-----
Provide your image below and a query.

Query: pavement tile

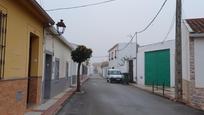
[24,77,89,115]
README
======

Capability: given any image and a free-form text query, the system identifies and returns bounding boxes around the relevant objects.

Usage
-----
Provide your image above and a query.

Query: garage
[145,49,170,87]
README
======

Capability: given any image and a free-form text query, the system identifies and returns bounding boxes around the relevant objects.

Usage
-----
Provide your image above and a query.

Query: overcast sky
[37,0,204,63]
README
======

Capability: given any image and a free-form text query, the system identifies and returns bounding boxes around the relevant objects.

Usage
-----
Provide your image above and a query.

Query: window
[115,50,117,58]
[82,65,88,75]
[65,62,69,78]
[0,11,7,79]
[108,52,110,61]
[111,52,114,60]
[108,70,121,75]
[54,58,60,80]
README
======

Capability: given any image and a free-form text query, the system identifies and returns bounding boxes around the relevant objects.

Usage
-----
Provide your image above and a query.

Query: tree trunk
[76,62,81,92]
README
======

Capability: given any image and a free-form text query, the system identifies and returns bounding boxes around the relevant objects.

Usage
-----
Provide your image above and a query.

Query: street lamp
[56,19,66,35]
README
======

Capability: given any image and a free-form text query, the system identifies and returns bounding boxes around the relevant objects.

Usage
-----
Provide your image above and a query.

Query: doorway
[27,33,39,108]
[129,60,133,82]
[44,54,52,99]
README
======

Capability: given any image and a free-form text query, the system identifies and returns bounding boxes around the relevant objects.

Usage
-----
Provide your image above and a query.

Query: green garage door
[145,49,170,87]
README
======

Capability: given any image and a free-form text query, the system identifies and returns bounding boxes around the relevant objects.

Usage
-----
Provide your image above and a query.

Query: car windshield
[109,71,121,75]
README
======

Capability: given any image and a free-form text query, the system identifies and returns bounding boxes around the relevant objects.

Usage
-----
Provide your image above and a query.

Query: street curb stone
[130,83,204,112]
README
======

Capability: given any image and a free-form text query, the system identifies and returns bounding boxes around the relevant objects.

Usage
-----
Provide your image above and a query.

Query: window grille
[66,62,69,78]
[0,11,7,79]
[115,50,117,58]
[54,58,60,80]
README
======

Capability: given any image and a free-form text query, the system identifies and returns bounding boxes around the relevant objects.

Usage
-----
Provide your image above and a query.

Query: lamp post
[56,19,66,35]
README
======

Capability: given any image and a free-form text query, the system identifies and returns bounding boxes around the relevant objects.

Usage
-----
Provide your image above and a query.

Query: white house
[92,62,103,75]
[136,40,175,87]
[42,27,77,102]
[70,43,90,80]
[101,61,109,78]
[108,43,137,82]
[182,18,204,110]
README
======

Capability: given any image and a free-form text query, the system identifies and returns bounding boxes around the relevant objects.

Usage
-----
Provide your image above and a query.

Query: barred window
[65,62,69,78]
[54,58,60,80]
[115,50,117,58]
[111,52,114,60]
[0,11,7,79]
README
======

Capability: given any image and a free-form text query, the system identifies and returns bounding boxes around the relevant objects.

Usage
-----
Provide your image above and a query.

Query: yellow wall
[0,0,44,79]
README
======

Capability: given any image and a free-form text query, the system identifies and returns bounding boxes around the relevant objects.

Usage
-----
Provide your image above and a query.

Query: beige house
[0,0,54,114]
[182,18,204,110]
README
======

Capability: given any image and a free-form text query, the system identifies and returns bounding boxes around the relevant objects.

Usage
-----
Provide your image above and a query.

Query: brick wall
[0,78,27,115]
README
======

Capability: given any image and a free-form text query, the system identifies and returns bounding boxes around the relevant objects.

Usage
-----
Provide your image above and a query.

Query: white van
[107,69,123,83]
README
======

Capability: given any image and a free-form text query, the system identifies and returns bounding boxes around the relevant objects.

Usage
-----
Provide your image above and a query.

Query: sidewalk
[25,77,89,115]
[130,83,175,101]
[131,83,204,112]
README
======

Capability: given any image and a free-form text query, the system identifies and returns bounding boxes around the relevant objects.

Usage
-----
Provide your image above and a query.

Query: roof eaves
[190,33,204,38]
[47,27,74,50]
[108,44,119,52]
[184,19,193,33]
[29,0,55,25]
[185,18,204,34]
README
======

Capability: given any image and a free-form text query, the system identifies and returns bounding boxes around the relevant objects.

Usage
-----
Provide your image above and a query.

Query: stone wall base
[182,79,190,102]
[182,79,204,110]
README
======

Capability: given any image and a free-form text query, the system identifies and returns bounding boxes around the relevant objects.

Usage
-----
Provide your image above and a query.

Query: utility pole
[135,32,138,84]
[129,33,138,84]
[175,0,182,101]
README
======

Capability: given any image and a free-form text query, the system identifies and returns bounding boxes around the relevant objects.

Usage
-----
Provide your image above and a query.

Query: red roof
[186,18,204,33]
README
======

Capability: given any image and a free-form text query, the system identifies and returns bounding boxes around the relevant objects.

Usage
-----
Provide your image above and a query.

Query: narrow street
[57,75,204,115]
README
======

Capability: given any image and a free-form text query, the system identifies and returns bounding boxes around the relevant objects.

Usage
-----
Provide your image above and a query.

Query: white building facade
[42,27,77,102]
[108,43,136,81]
[181,18,204,110]
[136,40,175,87]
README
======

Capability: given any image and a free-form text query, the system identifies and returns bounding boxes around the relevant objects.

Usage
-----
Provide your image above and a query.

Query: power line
[117,0,168,52]
[46,0,117,12]
[137,0,168,33]
[162,12,175,43]
[117,34,135,51]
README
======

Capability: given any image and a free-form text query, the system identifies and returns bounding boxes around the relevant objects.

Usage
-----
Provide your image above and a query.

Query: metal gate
[44,54,52,99]
[129,60,133,82]
[0,11,7,79]
[145,49,170,87]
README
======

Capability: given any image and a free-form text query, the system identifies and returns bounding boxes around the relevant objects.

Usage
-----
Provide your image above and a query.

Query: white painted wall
[108,43,136,74]
[53,37,72,79]
[70,61,77,76]
[43,29,77,81]
[108,45,118,69]
[182,21,191,81]
[136,40,175,87]
[194,38,204,88]
[102,67,109,78]
[88,64,94,75]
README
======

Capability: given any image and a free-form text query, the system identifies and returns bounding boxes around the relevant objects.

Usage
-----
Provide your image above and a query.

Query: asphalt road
[57,75,204,115]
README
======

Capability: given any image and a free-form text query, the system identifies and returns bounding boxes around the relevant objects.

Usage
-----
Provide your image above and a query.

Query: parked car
[107,69,123,83]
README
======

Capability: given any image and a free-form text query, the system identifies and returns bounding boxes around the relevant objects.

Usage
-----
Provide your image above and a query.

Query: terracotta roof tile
[186,18,204,33]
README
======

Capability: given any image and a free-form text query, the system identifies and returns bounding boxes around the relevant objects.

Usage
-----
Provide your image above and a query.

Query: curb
[129,84,176,101]
[41,77,89,115]
[130,83,204,112]
[41,88,76,115]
